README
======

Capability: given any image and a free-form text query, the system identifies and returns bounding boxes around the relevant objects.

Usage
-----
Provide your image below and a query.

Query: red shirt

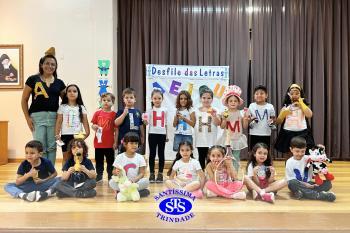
[91,110,117,148]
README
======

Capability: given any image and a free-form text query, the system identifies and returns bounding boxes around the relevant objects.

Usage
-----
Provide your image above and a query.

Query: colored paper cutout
[98,60,110,76]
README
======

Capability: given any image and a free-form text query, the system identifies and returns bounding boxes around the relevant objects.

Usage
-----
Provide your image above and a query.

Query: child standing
[109,132,150,197]
[286,136,336,202]
[194,86,221,170]
[115,88,144,153]
[244,143,287,203]
[248,85,276,150]
[55,139,97,198]
[220,85,249,171]
[4,140,59,202]
[173,90,196,152]
[144,89,168,183]
[91,92,117,182]
[55,84,90,167]
[275,84,315,154]
[166,141,205,198]
[204,145,246,200]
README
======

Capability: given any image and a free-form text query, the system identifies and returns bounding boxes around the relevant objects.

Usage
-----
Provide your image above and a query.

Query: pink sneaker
[261,192,275,203]
[192,189,204,199]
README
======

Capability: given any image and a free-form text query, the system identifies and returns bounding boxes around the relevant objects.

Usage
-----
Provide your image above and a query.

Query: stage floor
[0,161,349,233]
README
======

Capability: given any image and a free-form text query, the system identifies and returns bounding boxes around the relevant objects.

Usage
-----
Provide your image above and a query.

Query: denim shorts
[173,134,193,152]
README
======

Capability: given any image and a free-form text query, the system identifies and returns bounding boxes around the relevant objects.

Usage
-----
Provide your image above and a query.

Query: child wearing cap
[274,84,315,155]
[219,85,249,171]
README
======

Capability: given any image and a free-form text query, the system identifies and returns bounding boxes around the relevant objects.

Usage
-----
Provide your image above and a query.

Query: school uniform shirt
[174,108,194,136]
[25,75,66,114]
[248,102,275,136]
[194,108,218,147]
[62,156,95,184]
[285,155,312,182]
[57,104,87,135]
[91,110,117,148]
[147,107,167,135]
[116,108,143,143]
[219,110,248,150]
[113,152,146,180]
[17,157,56,182]
[283,105,307,131]
[172,158,202,182]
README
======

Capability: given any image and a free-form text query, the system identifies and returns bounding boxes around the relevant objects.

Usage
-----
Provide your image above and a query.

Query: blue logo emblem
[159,197,192,215]
[154,189,195,223]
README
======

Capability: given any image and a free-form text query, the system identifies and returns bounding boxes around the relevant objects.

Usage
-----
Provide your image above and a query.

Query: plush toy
[74,152,83,172]
[306,145,334,185]
[74,131,86,140]
[112,165,140,202]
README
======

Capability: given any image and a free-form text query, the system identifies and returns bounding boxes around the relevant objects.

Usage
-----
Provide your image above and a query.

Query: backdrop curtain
[116,0,350,159]
[251,0,350,159]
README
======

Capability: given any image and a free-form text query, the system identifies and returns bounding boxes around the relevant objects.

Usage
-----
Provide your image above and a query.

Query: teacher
[21,48,66,165]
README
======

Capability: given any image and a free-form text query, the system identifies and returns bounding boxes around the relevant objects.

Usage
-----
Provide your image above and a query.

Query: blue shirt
[116,108,143,143]
[17,157,56,182]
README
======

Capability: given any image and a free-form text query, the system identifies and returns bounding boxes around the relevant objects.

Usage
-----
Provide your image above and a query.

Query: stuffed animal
[74,131,86,140]
[112,165,140,202]
[74,152,83,172]
[306,145,334,185]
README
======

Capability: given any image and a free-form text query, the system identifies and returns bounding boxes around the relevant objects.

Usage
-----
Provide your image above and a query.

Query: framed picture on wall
[0,44,23,89]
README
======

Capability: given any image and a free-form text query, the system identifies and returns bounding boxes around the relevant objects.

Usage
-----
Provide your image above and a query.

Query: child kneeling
[55,139,97,198]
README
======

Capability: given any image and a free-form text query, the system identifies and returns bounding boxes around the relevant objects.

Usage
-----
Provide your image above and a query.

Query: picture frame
[0,44,23,89]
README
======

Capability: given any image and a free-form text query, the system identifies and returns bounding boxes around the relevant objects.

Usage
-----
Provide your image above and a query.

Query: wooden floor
[0,161,350,233]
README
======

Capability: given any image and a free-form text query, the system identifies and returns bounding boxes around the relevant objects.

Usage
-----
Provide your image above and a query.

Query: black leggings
[148,133,166,174]
[95,148,114,179]
[197,147,209,170]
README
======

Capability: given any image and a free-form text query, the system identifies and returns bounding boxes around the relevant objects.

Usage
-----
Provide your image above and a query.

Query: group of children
[4,83,336,203]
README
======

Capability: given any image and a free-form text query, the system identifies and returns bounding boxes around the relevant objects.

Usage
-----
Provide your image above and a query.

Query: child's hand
[91,124,99,131]
[269,166,275,175]
[113,142,118,150]
[80,165,87,173]
[68,166,75,174]
[123,107,129,115]
[129,177,137,183]
[114,168,121,176]
[28,168,38,178]
[33,178,44,184]
[253,166,260,175]
[177,112,184,120]
[303,182,317,189]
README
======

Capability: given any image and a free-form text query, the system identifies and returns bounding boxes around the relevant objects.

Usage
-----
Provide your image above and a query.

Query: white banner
[145,64,229,160]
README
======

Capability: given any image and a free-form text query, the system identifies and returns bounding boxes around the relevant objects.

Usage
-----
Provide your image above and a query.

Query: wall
[0,0,115,159]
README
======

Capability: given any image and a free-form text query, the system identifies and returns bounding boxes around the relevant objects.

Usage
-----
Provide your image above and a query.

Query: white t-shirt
[194,108,218,147]
[174,108,194,135]
[147,107,167,135]
[113,152,146,180]
[219,110,248,150]
[248,102,275,136]
[246,162,277,177]
[283,105,307,131]
[57,104,87,135]
[285,155,312,181]
[172,158,202,182]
